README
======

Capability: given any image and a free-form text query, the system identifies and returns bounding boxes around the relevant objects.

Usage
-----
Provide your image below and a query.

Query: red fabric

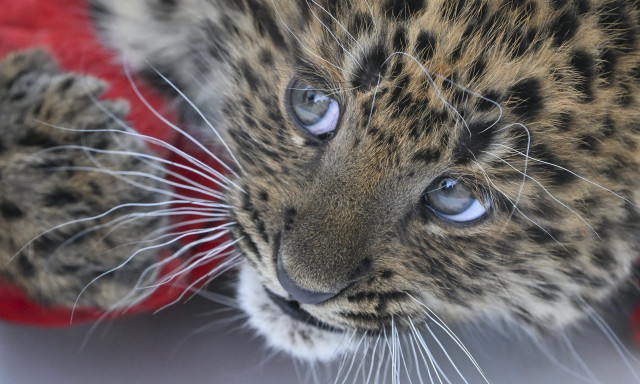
[0,0,227,326]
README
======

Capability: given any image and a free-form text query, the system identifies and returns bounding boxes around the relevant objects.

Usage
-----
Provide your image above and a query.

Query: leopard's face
[93,0,640,362]
[214,0,640,359]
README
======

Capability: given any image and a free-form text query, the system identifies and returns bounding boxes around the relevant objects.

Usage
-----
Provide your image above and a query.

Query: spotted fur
[0,50,169,308]
[4,0,640,369]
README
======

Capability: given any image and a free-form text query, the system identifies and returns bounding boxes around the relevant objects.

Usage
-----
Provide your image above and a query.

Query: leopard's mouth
[265,289,342,333]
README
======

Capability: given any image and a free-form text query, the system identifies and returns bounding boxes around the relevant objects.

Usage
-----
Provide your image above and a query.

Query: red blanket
[0,0,225,326]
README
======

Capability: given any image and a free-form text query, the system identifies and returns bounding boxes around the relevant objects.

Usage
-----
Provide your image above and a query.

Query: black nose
[276,255,339,304]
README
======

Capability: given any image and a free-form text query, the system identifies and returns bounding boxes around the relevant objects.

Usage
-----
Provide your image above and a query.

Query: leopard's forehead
[222,0,639,190]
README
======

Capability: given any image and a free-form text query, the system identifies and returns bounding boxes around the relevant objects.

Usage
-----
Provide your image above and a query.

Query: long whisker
[270,0,351,75]
[10,200,196,263]
[33,120,243,193]
[151,253,243,312]
[483,150,600,238]
[71,224,233,320]
[409,318,436,384]
[45,206,222,259]
[579,298,640,378]
[425,323,469,384]
[122,58,244,176]
[305,0,364,70]
[407,293,492,384]
[493,143,638,207]
[309,0,366,54]
[82,89,242,190]
[382,52,471,136]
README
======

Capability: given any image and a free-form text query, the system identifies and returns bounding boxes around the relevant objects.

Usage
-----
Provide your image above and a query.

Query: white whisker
[305,0,364,70]
[580,298,640,378]
[483,150,600,238]
[309,0,366,54]
[493,143,638,207]
[407,293,492,383]
[122,58,245,176]
[33,120,243,193]
[270,0,351,75]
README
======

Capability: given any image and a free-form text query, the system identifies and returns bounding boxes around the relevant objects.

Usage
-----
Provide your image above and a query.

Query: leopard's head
[159,0,640,361]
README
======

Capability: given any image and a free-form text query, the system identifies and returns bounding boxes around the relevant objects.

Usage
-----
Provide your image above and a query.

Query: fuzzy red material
[0,0,226,326]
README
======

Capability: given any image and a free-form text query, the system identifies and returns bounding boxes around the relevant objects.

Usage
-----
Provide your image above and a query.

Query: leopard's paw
[0,50,170,310]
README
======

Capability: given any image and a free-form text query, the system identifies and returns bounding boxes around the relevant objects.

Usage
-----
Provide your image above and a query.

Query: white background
[1,284,639,384]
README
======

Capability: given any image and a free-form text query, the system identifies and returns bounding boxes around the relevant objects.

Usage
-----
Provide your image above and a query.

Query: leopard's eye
[289,80,339,139]
[423,177,487,223]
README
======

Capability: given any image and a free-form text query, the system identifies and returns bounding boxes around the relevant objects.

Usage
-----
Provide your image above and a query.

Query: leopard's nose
[276,255,339,304]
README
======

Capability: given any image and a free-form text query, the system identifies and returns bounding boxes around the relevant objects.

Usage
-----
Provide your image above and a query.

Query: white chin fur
[237,263,356,362]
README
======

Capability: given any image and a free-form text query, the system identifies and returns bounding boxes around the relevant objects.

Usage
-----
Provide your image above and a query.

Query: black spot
[411,148,442,164]
[507,78,543,120]
[549,0,568,10]
[597,49,618,83]
[531,283,560,301]
[529,142,578,186]
[591,248,614,269]
[598,1,637,53]
[17,255,35,277]
[159,0,177,7]
[601,115,616,136]
[1,201,23,219]
[149,0,178,19]
[569,50,595,102]
[239,60,260,87]
[259,191,270,202]
[392,27,409,51]
[468,58,486,80]
[578,134,599,153]
[477,90,502,111]
[415,30,437,62]
[350,257,373,280]
[616,82,633,106]
[352,44,389,90]
[246,0,286,49]
[556,112,574,131]
[57,77,75,93]
[380,270,394,279]
[0,138,5,153]
[18,131,58,148]
[630,63,640,80]
[32,236,57,254]
[89,0,111,25]
[576,0,591,14]
[550,11,579,46]
[347,291,378,302]
[43,189,81,207]
[284,207,297,231]
[385,0,426,20]
[526,226,563,243]
[140,65,183,99]
[10,91,26,101]
[350,12,374,36]
[259,49,274,67]
[449,43,463,62]
[454,119,496,164]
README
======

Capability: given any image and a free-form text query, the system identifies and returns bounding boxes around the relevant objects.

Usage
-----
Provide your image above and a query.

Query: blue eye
[423,177,488,223]
[289,80,340,139]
